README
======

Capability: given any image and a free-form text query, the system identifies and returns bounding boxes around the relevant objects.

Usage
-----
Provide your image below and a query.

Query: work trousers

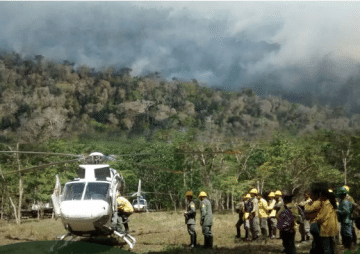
[244,219,250,229]
[320,237,335,254]
[187,224,196,236]
[280,230,296,254]
[260,217,268,236]
[202,225,213,237]
[341,223,353,249]
[299,219,310,237]
[310,222,321,254]
[250,216,260,239]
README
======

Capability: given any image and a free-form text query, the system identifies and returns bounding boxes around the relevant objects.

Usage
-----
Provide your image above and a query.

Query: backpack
[244,200,253,213]
[277,205,294,232]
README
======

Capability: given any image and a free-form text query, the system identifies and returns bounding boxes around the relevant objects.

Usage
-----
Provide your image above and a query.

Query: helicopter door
[51,174,62,220]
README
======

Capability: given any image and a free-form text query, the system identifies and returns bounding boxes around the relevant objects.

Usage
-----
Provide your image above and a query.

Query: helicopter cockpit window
[63,183,85,201]
[77,167,85,179]
[133,199,145,205]
[94,167,111,180]
[84,183,110,201]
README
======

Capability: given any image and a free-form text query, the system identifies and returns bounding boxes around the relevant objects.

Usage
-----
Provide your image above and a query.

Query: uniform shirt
[117,197,134,213]
[185,200,196,225]
[268,199,277,217]
[249,196,259,217]
[314,199,338,237]
[258,197,274,218]
[338,199,353,225]
[200,198,213,226]
[276,202,298,231]
[273,197,284,211]
[305,200,322,223]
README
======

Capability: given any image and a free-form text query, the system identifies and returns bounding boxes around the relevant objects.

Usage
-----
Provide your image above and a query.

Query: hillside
[0,51,359,143]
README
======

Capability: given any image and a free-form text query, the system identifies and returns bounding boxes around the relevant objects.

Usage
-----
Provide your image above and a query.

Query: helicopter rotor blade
[2,158,80,176]
[113,151,241,157]
[0,151,81,157]
[129,161,183,174]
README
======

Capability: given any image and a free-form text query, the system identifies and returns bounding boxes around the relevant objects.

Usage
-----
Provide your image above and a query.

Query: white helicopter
[131,180,148,213]
[51,152,137,250]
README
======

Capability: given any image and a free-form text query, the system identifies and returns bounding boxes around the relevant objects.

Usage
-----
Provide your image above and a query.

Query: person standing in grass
[199,191,213,249]
[267,192,277,239]
[298,191,311,243]
[276,190,298,254]
[258,192,274,240]
[336,187,353,251]
[248,188,260,241]
[243,193,252,241]
[235,193,246,239]
[312,184,338,254]
[184,190,197,248]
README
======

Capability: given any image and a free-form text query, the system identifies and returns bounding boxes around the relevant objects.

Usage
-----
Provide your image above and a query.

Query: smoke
[1,2,360,112]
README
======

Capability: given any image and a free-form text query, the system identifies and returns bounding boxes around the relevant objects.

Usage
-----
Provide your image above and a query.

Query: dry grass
[0,212,357,253]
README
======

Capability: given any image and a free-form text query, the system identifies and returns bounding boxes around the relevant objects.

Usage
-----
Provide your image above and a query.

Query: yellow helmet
[245,194,251,199]
[274,190,282,196]
[185,191,193,197]
[343,185,350,193]
[328,189,333,193]
[198,191,207,197]
[249,188,258,194]
[268,192,275,197]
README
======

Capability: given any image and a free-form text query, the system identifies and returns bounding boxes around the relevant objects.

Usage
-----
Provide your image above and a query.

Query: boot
[271,228,276,239]
[124,223,129,234]
[261,228,267,240]
[245,228,251,241]
[202,236,208,248]
[190,234,196,248]
[236,227,241,238]
[208,235,213,249]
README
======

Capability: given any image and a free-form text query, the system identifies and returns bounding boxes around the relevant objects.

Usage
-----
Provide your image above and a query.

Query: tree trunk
[231,187,234,215]
[9,197,19,224]
[169,192,176,212]
[226,192,229,210]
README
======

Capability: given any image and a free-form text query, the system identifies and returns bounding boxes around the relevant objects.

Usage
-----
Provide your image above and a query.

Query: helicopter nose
[61,200,110,220]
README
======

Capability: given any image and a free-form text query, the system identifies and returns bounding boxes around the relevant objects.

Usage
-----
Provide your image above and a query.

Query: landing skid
[104,226,136,250]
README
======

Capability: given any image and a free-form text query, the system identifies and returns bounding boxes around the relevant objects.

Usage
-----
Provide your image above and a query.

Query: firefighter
[273,190,283,238]
[336,186,353,251]
[267,192,277,239]
[344,185,357,245]
[248,188,260,241]
[184,190,197,248]
[116,193,134,234]
[198,191,213,249]
[298,191,311,243]
[235,193,246,238]
[243,193,252,240]
[258,192,274,239]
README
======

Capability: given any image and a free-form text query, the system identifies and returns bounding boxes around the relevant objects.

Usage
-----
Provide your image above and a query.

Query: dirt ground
[0,212,358,253]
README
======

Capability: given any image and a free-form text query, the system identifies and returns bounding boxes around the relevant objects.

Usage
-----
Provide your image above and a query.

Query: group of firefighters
[234,184,360,254]
[114,183,360,253]
[184,183,360,254]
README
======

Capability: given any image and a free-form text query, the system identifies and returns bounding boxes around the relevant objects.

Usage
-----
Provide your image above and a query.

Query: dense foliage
[0,52,360,220]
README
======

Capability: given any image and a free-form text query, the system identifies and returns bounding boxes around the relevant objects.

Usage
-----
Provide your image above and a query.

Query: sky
[1,1,360,113]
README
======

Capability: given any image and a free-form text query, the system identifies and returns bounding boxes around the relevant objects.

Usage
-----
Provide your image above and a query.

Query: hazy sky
[1,1,360,112]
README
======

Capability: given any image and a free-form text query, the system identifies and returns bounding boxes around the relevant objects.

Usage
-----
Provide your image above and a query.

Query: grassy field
[0,211,357,253]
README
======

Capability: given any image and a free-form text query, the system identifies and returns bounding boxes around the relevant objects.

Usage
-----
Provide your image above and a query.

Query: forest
[0,51,360,223]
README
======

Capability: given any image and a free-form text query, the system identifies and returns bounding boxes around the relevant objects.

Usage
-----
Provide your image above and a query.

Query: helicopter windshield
[84,182,110,201]
[133,199,145,205]
[63,183,86,201]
